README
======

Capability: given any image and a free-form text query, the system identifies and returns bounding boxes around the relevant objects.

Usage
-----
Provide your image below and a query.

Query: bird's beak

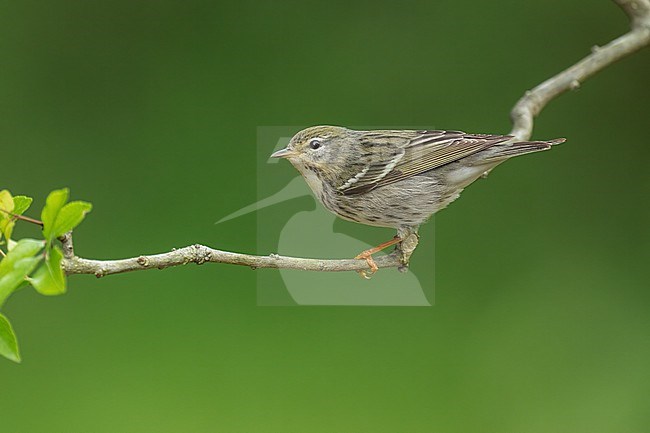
[271,147,296,159]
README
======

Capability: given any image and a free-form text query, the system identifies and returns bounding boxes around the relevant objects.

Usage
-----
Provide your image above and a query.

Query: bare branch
[60,233,404,277]
[615,0,650,28]
[59,0,649,276]
[510,0,650,141]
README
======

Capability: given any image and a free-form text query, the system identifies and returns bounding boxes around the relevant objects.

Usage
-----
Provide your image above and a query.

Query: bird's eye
[309,139,321,150]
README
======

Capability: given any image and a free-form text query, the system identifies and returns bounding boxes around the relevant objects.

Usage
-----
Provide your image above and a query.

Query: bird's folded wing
[339,130,512,195]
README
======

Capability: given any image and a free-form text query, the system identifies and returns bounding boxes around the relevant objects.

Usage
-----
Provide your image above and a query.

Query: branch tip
[509,0,650,141]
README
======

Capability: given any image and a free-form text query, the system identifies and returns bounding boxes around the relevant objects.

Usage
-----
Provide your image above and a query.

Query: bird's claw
[357,270,373,279]
[355,253,379,279]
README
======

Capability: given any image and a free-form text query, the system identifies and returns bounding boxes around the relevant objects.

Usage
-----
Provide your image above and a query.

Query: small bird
[271,126,565,275]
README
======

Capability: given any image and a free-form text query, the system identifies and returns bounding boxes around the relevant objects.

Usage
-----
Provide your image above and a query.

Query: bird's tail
[483,137,566,162]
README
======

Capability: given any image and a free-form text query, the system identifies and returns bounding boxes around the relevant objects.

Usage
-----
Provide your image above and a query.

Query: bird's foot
[354,236,402,279]
[355,252,379,279]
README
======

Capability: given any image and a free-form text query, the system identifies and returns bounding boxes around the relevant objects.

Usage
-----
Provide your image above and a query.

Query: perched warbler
[272,126,565,274]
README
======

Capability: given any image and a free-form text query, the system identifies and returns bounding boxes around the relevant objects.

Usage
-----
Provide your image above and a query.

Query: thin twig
[510,0,650,141]
[60,0,650,277]
[13,214,44,227]
[0,209,44,226]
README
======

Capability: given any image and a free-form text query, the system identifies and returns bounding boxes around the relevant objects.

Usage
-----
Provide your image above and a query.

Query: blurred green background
[2,0,649,431]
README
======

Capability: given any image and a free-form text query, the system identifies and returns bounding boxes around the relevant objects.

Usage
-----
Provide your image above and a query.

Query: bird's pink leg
[355,236,402,278]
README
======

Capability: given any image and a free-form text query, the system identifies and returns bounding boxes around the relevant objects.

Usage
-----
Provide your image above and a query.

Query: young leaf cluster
[0,188,91,362]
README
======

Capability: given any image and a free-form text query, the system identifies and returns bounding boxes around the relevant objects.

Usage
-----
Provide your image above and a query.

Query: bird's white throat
[293,163,325,197]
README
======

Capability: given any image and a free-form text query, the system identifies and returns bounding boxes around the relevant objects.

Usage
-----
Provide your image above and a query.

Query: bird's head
[271,126,354,172]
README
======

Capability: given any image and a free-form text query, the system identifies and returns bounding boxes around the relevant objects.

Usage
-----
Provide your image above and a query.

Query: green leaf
[0,189,15,242]
[31,245,66,296]
[0,239,44,272]
[0,313,20,363]
[0,196,33,242]
[41,188,69,241]
[0,257,41,307]
[13,196,33,216]
[0,239,44,307]
[51,201,92,239]
[6,239,17,251]
[0,190,14,215]
[0,221,14,243]
[0,219,15,244]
